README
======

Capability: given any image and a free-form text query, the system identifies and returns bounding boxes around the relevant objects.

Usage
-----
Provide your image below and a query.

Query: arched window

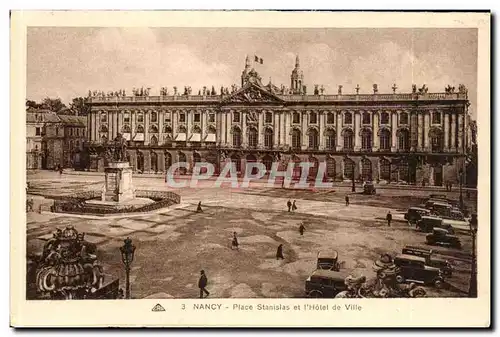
[380,158,391,180]
[150,152,158,172]
[430,128,444,153]
[150,135,158,146]
[292,129,301,150]
[264,128,274,149]
[344,158,355,179]
[265,111,273,123]
[293,112,300,124]
[308,128,319,149]
[100,112,107,123]
[325,129,336,150]
[207,126,216,134]
[381,112,389,125]
[99,125,108,133]
[262,154,273,171]
[178,152,187,174]
[136,125,144,133]
[192,125,201,134]
[230,154,241,172]
[232,127,242,147]
[137,113,144,123]
[151,111,158,123]
[178,125,187,133]
[361,129,372,151]
[101,135,108,143]
[164,152,172,171]
[233,111,240,123]
[309,157,319,179]
[399,112,409,125]
[361,158,372,181]
[326,157,336,178]
[327,112,335,124]
[193,152,201,165]
[343,129,354,150]
[122,124,131,133]
[432,112,441,124]
[247,128,258,148]
[163,125,172,133]
[398,161,409,182]
[136,152,144,172]
[309,112,317,124]
[379,129,391,151]
[398,129,410,151]
[149,124,158,133]
[344,112,353,125]
[246,154,258,175]
[362,112,371,125]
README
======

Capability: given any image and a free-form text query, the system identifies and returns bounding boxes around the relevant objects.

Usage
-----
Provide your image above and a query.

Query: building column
[444,112,450,151]
[186,109,192,143]
[451,113,457,152]
[144,110,150,145]
[158,110,164,143]
[258,110,264,147]
[391,112,397,151]
[274,111,279,147]
[107,111,112,140]
[336,112,342,151]
[417,112,424,151]
[216,110,222,145]
[302,112,308,149]
[90,111,95,141]
[285,111,291,147]
[115,110,119,139]
[458,113,464,153]
[117,110,123,138]
[423,112,430,150]
[354,111,361,151]
[201,110,207,141]
[319,111,325,150]
[373,111,379,151]
[429,166,435,186]
[130,111,136,141]
[242,110,247,147]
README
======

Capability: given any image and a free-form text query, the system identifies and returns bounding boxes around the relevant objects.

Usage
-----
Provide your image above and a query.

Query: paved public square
[26,171,475,298]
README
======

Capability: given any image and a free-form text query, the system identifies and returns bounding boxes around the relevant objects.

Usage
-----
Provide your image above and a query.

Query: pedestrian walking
[292,200,297,212]
[386,211,392,227]
[299,223,305,236]
[198,270,210,298]
[287,199,292,212]
[231,232,239,250]
[276,244,284,260]
[345,195,350,206]
[196,201,203,213]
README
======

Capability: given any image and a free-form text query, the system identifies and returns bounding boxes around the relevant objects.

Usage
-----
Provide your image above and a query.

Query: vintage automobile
[404,207,431,225]
[402,245,453,277]
[316,250,340,271]
[363,181,376,195]
[393,254,445,288]
[426,228,462,249]
[416,216,455,234]
[429,194,448,200]
[305,269,350,298]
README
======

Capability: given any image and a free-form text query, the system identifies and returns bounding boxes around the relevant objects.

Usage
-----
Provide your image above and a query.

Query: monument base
[102,161,135,203]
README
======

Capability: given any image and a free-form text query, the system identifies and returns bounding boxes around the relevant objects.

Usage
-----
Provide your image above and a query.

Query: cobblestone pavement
[26,171,474,298]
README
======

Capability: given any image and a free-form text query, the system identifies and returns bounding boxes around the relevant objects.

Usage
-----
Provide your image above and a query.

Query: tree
[26,99,40,108]
[69,97,91,116]
[41,97,67,113]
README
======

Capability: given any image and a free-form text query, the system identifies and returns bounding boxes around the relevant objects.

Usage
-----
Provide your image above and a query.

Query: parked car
[416,216,455,234]
[404,207,431,224]
[316,250,340,271]
[402,245,453,277]
[305,269,350,298]
[393,254,445,288]
[426,228,462,249]
[363,181,376,195]
[429,194,448,200]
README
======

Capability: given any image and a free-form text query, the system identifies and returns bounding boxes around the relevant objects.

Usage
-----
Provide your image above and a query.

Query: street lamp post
[468,213,478,298]
[459,169,464,211]
[120,237,136,299]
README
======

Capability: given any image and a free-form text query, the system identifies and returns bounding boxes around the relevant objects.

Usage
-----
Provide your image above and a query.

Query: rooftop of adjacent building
[26,107,87,126]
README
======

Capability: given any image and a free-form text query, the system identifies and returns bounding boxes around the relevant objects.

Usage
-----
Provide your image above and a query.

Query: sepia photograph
[10,11,491,327]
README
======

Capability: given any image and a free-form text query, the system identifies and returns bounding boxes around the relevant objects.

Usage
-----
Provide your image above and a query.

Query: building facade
[85,56,472,186]
[26,107,87,170]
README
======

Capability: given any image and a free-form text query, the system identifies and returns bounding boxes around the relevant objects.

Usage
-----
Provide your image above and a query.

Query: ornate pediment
[222,83,284,104]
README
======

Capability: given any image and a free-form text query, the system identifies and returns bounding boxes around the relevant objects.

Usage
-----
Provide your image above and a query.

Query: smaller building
[26,107,87,170]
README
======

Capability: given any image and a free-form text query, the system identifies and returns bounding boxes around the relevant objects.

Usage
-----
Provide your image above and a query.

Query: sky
[27,27,478,117]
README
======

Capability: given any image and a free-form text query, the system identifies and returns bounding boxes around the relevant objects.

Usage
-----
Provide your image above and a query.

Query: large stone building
[26,107,87,170]
[85,56,473,186]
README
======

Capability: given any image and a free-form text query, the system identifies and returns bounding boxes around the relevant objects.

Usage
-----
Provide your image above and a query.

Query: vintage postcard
[10,11,490,327]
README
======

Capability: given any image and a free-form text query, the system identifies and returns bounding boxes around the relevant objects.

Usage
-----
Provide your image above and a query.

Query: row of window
[230,128,445,152]
[98,111,445,126]
[100,124,217,134]
[100,111,216,124]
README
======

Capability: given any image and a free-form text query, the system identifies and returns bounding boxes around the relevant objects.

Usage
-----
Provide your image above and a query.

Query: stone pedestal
[102,161,135,202]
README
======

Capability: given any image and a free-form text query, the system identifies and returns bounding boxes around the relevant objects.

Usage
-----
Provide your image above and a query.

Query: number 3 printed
[181,304,185,310]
